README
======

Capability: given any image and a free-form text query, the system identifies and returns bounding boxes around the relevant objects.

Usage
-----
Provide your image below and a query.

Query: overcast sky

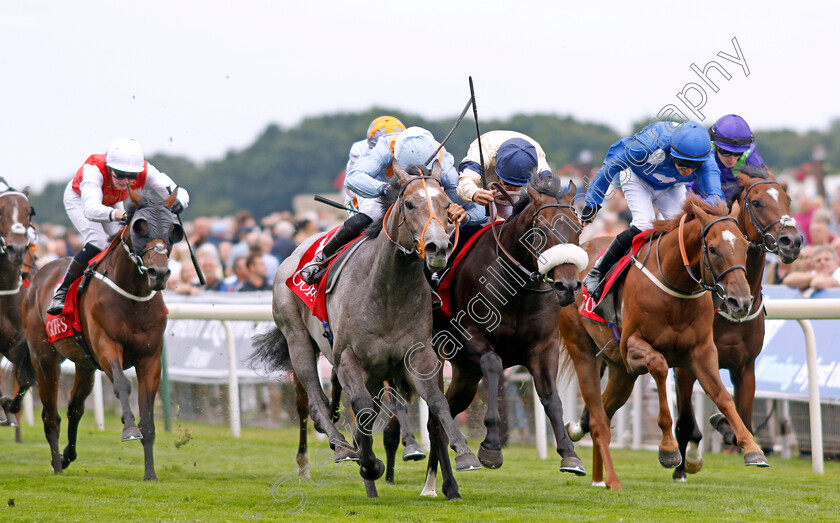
[1,0,837,191]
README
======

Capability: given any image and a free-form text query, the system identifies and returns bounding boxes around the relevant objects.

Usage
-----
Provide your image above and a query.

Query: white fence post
[222,320,241,439]
[797,319,823,474]
[418,399,430,452]
[94,370,105,430]
[533,381,548,459]
[23,387,33,425]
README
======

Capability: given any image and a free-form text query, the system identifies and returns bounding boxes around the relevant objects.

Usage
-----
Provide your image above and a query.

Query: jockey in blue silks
[300,126,482,285]
[688,114,767,207]
[580,120,724,301]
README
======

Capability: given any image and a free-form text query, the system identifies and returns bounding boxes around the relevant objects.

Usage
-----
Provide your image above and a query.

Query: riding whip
[469,76,489,214]
[168,187,205,285]
[314,195,360,213]
[423,96,474,167]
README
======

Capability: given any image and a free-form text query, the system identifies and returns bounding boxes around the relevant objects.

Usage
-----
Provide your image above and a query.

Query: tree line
[30,110,840,225]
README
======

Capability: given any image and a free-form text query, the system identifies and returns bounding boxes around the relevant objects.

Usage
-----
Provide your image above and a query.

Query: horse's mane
[649,193,729,236]
[510,173,566,217]
[737,165,770,180]
[364,165,424,239]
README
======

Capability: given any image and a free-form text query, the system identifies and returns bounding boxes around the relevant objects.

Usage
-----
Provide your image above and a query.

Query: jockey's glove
[171,200,184,215]
[581,204,601,224]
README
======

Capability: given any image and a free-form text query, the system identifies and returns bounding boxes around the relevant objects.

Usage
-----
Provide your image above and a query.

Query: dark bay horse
[22,189,183,480]
[0,181,37,437]
[252,161,481,499]
[672,167,802,481]
[561,194,767,489]
[423,174,589,501]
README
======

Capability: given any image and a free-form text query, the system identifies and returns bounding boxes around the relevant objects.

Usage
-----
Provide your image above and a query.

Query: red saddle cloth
[579,229,652,324]
[45,278,83,343]
[437,221,501,318]
[287,227,362,323]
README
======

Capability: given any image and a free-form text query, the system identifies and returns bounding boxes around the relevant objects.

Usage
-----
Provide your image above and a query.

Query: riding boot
[300,213,373,285]
[583,226,641,302]
[46,243,102,315]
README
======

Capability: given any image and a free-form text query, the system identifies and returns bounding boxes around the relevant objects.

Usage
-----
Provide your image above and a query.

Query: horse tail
[556,337,577,399]
[8,338,35,392]
[249,326,293,374]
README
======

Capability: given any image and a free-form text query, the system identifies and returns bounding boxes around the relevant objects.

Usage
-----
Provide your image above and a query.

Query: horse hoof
[685,442,703,474]
[8,418,17,427]
[455,452,482,471]
[559,456,586,476]
[402,442,426,461]
[334,446,359,462]
[566,421,585,442]
[744,451,770,467]
[477,444,503,469]
[359,459,385,481]
[121,426,143,441]
[709,413,726,431]
[658,448,682,468]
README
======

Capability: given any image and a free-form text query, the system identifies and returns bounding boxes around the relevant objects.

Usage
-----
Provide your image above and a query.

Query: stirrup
[46,294,67,316]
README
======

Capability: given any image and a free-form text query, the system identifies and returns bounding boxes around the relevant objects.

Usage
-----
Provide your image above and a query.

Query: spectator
[272,220,297,261]
[294,212,319,245]
[240,252,271,291]
[174,260,202,296]
[782,246,840,292]
[220,256,249,292]
[808,211,834,246]
[198,254,225,291]
[831,236,840,261]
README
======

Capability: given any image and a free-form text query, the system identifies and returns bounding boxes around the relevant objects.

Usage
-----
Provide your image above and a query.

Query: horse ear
[736,172,754,188]
[22,186,29,197]
[565,180,577,200]
[730,200,741,218]
[164,187,179,209]
[430,160,442,181]
[128,189,142,207]
[691,203,712,225]
[169,223,185,245]
[391,161,411,185]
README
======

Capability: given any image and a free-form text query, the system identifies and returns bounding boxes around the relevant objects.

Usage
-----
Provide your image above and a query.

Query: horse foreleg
[477,351,505,469]
[334,352,383,485]
[690,346,768,467]
[383,415,399,484]
[35,354,63,474]
[329,369,341,424]
[136,356,161,481]
[733,361,757,436]
[390,380,424,461]
[624,333,680,468]
[528,351,585,476]
[101,352,142,442]
[62,367,96,470]
[673,368,703,481]
[293,375,311,478]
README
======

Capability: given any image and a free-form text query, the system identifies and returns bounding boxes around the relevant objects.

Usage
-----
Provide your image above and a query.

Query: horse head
[390,161,453,272]
[737,166,802,263]
[517,174,587,306]
[125,189,184,290]
[0,181,33,268]
[691,199,751,318]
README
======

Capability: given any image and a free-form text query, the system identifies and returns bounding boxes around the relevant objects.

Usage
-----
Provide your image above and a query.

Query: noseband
[741,180,794,253]
[678,213,747,299]
[382,175,459,257]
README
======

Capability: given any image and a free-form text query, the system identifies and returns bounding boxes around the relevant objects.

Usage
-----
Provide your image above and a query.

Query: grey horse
[252,161,481,496]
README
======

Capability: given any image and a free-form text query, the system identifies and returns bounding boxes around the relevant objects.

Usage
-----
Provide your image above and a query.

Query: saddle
[44,266,99,369]
[580,230,652,327]
[436,221,500,318]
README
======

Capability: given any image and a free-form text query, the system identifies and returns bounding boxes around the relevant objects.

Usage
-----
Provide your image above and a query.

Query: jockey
[46,138,190,315]
[581,121,723,301]
[300,126,482,285]
[688,114,766,206]
[344,116,406,216]
[457,130,553,221]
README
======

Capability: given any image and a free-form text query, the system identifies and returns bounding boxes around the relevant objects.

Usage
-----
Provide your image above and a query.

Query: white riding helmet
[393,127,438,170]
[105,138,145,173]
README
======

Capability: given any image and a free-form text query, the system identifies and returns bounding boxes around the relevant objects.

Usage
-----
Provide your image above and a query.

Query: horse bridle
[677,213,747,299]
[741,179,795,253]
[382,175,459,257]
[489,182,581,288]
[0,191,35,293]
[119,226,171,275]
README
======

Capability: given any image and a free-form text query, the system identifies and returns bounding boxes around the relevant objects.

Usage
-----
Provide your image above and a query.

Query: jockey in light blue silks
[580,121,724,301]
[344,116,407,217]
[687,114,767,207]
[300,126,482,285]
[457,130,553,222]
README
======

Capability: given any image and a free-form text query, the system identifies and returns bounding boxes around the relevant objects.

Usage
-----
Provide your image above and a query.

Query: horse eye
[405,201,414,210]
[709,246,719,255]
[751,200,761,207]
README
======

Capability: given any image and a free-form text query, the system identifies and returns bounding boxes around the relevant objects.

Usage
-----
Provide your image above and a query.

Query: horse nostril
[425,243,437,256]
[147,268,158,279]
[574,281,582,293]
[725,297,741,312]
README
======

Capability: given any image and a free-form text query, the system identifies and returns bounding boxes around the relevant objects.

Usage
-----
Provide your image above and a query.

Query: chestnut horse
[561,194,768,490]
[672,167,802,481]
[0,180,36,437]
[423,174,589,500]
[21,189,183,480]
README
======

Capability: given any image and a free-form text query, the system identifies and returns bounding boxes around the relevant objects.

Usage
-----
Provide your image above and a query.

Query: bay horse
[672,167,802,481]
[561,194,767,490]
[21,188,183,480]
[251,161,481,499]
[423,174,589,501]
[0,179,37,437]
